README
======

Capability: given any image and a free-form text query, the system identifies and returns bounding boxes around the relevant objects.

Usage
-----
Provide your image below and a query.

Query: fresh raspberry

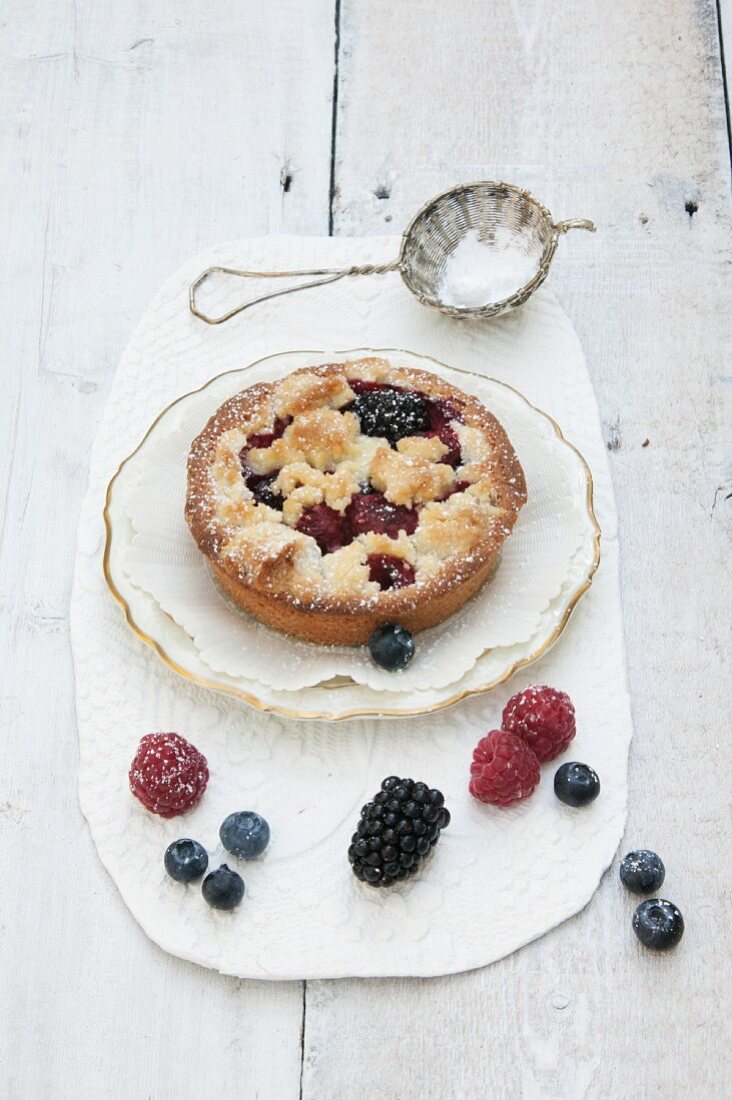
[469,729,540,807]
[295,502,351,554]
[129,733,209,818]
[502,685,576,763]
[346,490,419,538]
[367,553,416,590]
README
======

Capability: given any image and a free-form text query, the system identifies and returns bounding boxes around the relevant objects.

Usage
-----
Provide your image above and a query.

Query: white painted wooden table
[1,2,730,1096]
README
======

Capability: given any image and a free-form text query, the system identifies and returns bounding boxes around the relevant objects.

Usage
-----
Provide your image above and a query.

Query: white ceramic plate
[104,348,599,719]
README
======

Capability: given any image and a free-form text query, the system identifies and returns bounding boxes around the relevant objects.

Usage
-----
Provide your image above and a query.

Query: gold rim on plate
[103,348,601,721]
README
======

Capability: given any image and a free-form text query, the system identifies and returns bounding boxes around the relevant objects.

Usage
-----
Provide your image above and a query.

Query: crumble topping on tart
[186,357,527,642]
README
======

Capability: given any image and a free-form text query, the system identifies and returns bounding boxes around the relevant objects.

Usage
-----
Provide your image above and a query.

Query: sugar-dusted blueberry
[619,850,666,895]
[632,899,684,950]
[164,838,209,883]
[369,623,415,671]
[249,474,285,511]
[219,811,270,859]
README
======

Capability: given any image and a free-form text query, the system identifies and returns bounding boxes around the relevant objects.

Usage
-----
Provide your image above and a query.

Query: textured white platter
[106,348,599,717]
[71,235,631,979]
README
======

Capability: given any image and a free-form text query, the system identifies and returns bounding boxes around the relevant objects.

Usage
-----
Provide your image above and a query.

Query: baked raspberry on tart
[185,357,527,645]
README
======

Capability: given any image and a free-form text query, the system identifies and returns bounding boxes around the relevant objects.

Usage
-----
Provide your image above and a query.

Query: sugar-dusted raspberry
[346,490,419,538]
[469,729,540,807]
[427,397,464,430]
[502,685,576,763]
[295,502,351,554]
[425,398,464,467]
[245,416,290,450]
[367,553,415,590]
[433,424,462,467]
[129,733,209,818]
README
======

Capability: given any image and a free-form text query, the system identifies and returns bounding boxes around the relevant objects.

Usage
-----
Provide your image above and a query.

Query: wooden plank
[0,2,334,1096]
[302,2,732,1097]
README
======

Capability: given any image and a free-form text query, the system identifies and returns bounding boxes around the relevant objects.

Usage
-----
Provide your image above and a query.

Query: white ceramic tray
[71,235,631,978]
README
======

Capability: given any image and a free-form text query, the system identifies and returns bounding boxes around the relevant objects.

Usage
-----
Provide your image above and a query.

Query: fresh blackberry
[348,776,450,887]
[347,388,431,444]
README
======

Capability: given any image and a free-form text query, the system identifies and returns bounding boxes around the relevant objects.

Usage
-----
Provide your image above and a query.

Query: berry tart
[185,357,526,645]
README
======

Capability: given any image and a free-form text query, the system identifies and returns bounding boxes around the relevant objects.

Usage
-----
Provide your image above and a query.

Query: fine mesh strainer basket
[189,181,595,325]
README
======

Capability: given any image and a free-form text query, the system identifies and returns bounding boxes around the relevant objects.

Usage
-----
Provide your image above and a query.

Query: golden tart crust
[185,357,527,645]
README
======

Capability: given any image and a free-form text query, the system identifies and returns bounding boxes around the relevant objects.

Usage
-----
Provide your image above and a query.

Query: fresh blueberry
[250,475,284,511]
[632,899,684,950]
[619,850,665,895]
[219,811,270,859]
[554,762,600,807]
[163,838,208,883]
[201,864,245,910]
[369,623,415,671]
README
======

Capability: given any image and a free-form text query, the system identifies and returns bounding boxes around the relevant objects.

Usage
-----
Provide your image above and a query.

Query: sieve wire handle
[554,219,597,234]
[189,261,400,325]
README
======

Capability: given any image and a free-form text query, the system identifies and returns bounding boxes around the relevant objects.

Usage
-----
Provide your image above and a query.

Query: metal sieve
[189,181,595,325]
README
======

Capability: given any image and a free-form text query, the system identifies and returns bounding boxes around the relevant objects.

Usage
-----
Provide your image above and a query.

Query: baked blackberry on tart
[185,357,526,645]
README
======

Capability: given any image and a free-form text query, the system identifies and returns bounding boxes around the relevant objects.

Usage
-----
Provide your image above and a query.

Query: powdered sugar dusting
[190,359,524,606]
[118,351,595,694]
[438,229,539,309]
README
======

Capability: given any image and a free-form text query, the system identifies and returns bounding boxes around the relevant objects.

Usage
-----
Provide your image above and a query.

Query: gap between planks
[716,0,732,169]
[300,2,342,1089]
[328,0,342,235]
